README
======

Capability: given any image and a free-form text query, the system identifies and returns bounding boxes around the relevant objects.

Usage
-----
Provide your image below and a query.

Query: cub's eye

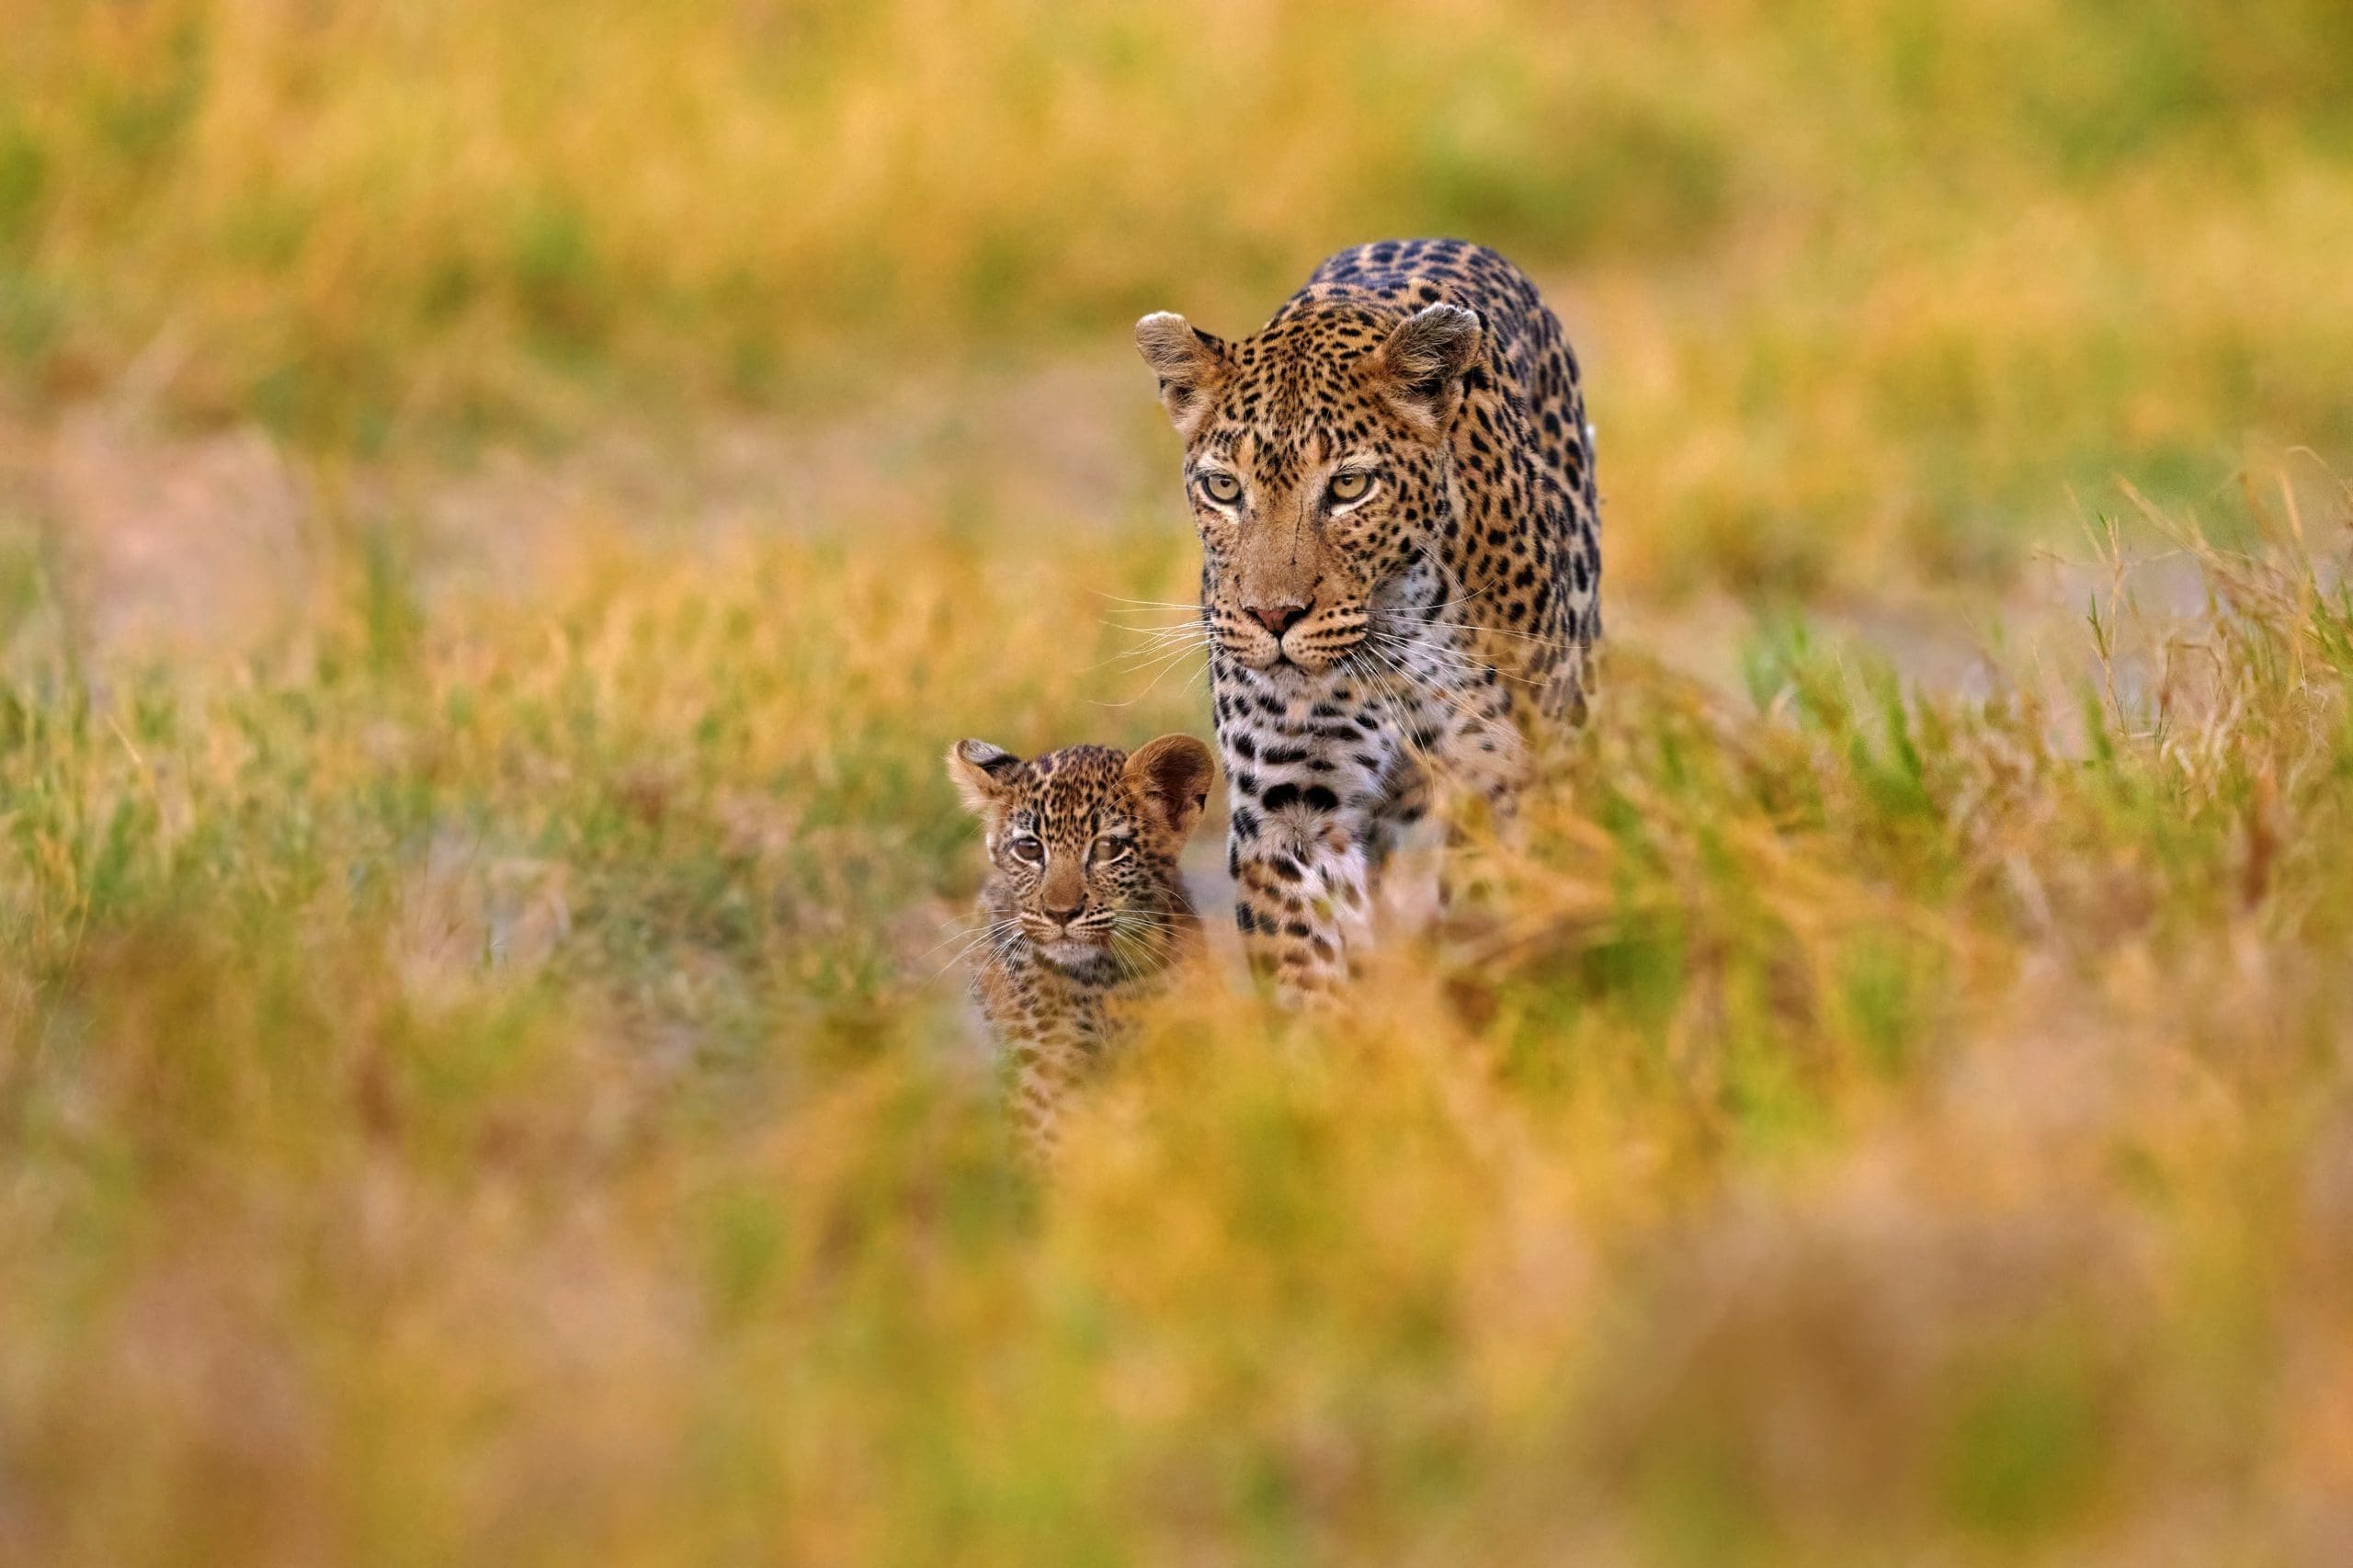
[1006,835,1045,865]
[1199,472,1243,506]
[1093,837,1133,866]
[1327,471,1373,505]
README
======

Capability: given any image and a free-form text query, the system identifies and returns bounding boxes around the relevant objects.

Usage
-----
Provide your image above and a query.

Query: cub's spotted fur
[948,734,1215,1160]
[1136,238,1599,1003]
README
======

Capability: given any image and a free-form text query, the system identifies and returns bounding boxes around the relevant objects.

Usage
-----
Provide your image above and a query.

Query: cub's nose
[1042,900,1085,927]
[1247,599,1312,638]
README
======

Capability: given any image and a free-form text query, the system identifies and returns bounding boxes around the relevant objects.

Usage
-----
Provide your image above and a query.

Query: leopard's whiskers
[928,916,1027,983]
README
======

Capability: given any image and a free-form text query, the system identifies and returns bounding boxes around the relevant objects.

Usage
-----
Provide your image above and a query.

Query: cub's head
[1135,297,1483,673]
[947,734,1216,974]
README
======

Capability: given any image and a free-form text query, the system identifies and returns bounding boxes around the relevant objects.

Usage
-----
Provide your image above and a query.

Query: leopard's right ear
[947,739,1021,814]
[1135,312,1233,440]
[1125,733,1216,842]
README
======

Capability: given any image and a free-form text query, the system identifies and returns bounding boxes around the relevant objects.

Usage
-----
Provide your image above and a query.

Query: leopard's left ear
[1125,733,1216,842]
[1372,302,1483,437]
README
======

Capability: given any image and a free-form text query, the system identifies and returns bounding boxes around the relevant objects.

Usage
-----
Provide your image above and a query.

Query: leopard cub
[947,733,1216,1162]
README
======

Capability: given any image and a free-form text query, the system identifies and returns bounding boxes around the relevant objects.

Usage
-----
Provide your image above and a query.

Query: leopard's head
[1135,296,1483,673]
[947,734,1215,976]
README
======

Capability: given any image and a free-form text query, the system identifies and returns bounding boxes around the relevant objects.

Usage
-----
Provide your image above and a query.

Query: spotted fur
[1136,238,1600,1004]
[947,734,1215,1161]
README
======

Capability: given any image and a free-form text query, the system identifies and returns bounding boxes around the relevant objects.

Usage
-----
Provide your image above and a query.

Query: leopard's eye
[1327,471,1373,505]
[1006,835,1045,866]
[1094,836,1133,866]
[1199,471,1243,506]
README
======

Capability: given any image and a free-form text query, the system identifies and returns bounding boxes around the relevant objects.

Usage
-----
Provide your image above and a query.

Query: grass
[6,1,2353,593]
[6,0,2353,1561]
[7,473,2353,1562]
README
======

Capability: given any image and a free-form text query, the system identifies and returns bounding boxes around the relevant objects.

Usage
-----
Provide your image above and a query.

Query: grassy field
[6,1,2353,1562]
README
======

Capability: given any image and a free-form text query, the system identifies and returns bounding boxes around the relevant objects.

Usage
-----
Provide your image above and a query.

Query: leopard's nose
[1247,600,1312,638]
[1043,900,1084,926]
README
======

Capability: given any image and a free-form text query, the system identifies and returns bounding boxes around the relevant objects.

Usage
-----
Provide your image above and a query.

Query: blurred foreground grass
[6,472,2353,1562]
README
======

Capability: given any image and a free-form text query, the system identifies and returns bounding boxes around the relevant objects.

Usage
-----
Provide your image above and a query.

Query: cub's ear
[947,739,1021,814]
[1125,733,1217,842]
[1373,301,1483,436]
[1135,312,1233,440]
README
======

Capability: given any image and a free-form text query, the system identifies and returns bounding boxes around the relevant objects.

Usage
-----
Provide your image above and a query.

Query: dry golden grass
[5,2,2353,1562]
[7,474,2353,1562]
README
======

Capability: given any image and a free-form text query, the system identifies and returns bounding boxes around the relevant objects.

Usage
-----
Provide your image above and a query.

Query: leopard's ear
[1125,733,1216,842]
[1135,312,1233,440]
[947,739,1021,814]
[1372,302,1483,437]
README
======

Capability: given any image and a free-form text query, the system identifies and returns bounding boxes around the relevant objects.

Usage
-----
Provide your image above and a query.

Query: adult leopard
[1135,238,1599,1003]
